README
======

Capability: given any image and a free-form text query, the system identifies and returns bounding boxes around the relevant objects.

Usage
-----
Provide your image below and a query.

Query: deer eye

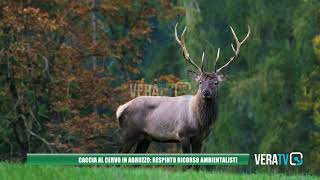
[199,81,202,84]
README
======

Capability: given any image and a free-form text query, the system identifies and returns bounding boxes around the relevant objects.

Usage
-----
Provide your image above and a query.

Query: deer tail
[116,102,131,127]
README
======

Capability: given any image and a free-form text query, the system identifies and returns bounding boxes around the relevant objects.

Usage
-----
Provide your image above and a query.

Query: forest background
[0,0,319,175]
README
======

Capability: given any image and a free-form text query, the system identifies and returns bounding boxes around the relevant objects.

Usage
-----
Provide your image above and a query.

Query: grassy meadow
[0,163,317,180]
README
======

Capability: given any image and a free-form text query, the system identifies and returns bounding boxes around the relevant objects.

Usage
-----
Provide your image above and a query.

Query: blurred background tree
[0,0,182,157]
[181,0,320,174]
[0,0,319,175]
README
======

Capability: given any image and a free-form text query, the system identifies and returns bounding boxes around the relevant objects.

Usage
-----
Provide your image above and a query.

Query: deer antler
[213,48,220,72]
[216,25,250,73]
[175,23,203,73]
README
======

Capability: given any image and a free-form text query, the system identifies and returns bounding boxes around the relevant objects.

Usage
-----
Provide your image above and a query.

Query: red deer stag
[117,23,250,153]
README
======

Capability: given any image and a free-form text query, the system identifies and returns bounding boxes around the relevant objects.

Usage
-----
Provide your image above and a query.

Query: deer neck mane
[191,90,218,128]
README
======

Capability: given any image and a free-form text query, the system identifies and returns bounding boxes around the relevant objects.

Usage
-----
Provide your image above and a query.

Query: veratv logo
[254,152,303,166]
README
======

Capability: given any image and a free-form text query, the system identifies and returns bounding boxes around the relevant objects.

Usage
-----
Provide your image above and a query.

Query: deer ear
[188,70,200,81]
[217,74,226,82]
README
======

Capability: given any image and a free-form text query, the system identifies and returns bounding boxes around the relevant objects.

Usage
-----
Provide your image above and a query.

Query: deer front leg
[134,139,151,153]
[181,138,191,153]
[191,140,202,153]
[191,140,202,171]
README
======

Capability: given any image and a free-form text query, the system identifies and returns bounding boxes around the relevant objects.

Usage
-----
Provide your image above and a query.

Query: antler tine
[201,51,205,72]
[175,22,202,73]
[242,25,251,43]
[230,26,239,55]
[181,26,187,42]
[230,25,251,56]
[215,48,220,63]
[174,23,181,44]
[213,48,220,72]
[216,25,250,73]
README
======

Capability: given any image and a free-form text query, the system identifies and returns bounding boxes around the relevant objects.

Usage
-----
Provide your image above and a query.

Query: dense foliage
[181,0,320,174]
[0,0,181,157]
[0,0,319,175]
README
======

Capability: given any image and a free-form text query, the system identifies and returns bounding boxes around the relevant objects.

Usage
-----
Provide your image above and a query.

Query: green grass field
[0,163,317,180]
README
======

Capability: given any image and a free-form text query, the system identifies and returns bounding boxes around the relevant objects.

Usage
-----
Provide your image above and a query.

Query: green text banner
[27,153,249,166]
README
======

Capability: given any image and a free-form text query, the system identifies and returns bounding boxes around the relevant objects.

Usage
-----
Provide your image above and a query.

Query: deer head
[175,23,250,99]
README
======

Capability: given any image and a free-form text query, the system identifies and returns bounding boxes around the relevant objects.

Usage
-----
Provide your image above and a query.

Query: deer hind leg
[118,140,136,153]
[134,139,151,153]
[180,138,192,170]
